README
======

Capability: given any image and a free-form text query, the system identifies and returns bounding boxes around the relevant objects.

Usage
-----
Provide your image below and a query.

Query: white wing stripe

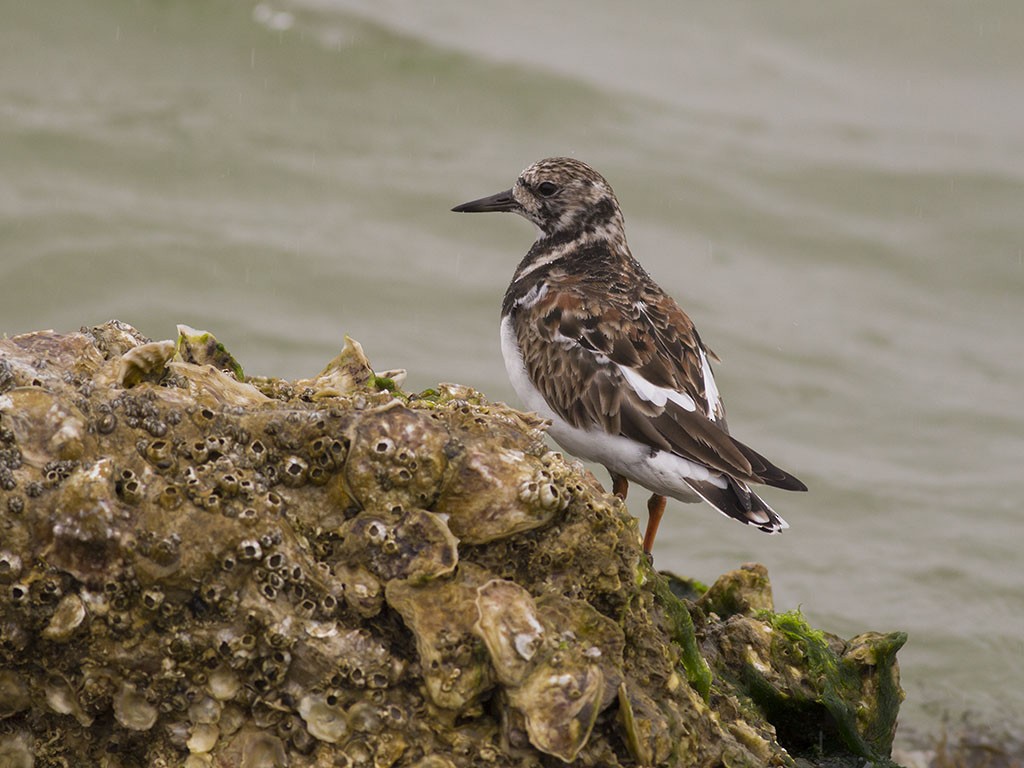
[513,282,549,310]
[698,347,721,421]
[618,365,696,412]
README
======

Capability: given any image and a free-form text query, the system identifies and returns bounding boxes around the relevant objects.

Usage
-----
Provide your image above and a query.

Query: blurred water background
[2,0,1022,748]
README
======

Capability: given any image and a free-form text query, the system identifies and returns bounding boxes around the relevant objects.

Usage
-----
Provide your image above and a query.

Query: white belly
[499,316,722,503]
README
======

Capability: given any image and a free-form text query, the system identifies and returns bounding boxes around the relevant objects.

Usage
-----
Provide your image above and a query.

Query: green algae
[651,569,713,701]
[754,610,907,763]
[369,373,399,392]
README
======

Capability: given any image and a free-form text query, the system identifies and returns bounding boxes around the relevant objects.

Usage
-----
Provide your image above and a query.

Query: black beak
[451,188,517,213]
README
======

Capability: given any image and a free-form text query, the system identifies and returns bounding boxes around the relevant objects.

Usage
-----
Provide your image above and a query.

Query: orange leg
[611,473,629,500]
[642,494,666,555]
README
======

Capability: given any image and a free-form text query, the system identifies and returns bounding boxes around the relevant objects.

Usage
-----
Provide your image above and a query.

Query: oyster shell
[473,579,625,762]
[386,563,496,712]
[336,506,458,584]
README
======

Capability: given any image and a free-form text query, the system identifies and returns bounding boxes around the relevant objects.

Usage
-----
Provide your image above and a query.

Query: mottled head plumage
[453,157,624,238]
[512,157,623,236]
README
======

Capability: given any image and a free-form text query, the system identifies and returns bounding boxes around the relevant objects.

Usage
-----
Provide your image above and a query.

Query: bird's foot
[611,473,629,500]
[642,494,666,556]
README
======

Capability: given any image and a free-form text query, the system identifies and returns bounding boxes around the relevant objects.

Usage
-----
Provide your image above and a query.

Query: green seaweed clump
[694,563,907,766]
[0,322,906,767]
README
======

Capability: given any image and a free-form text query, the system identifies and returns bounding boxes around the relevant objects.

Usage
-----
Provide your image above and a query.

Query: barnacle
[0,551,23,582]
[279,455,308,487]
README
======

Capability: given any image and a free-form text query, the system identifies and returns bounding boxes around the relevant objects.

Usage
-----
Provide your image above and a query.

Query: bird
[451,157,806,554]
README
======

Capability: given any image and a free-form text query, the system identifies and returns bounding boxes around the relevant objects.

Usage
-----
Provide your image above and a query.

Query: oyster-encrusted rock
[0,322,905,767]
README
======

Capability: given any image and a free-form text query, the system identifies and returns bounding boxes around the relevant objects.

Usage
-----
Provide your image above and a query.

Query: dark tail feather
[730,438,808,492]
[684,477,788,533]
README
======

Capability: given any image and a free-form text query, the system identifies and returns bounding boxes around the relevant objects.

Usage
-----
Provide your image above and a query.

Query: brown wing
[513,281,805,491]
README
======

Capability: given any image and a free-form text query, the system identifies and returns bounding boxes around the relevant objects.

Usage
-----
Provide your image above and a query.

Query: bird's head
[453,157,624,238]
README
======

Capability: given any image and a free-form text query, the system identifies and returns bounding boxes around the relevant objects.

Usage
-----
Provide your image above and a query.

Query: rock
[0,322,906,767]
[698,562,775,618]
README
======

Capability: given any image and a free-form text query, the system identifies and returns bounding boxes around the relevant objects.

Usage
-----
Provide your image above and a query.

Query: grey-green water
[3,0,1022,743]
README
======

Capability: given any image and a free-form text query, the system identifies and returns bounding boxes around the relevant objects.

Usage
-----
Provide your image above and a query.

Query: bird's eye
[537,181,558,197]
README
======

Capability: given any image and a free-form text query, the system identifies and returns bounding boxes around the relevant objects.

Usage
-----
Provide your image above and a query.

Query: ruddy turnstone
[452,157,806,553]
